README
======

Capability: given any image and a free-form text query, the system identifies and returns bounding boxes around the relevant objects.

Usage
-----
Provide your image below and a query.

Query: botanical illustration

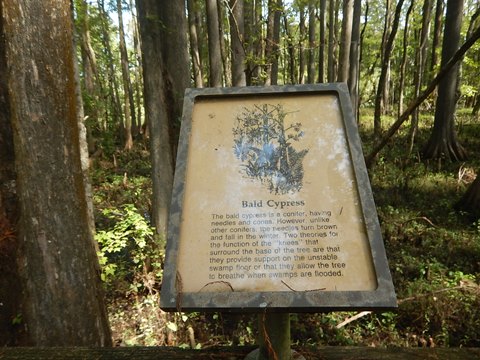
[232,104,308,194]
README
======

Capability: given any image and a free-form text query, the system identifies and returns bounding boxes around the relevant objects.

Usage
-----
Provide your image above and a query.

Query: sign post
[160,84,396,357]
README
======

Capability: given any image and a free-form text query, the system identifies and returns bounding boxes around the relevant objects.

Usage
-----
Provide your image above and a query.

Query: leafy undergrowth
[91,110,480,348]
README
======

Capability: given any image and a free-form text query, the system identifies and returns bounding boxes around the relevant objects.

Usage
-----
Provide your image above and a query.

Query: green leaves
[95,204,158,290]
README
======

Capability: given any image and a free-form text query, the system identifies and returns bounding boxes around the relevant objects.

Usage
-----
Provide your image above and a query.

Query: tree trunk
[318,0,327,83]
[337,0,353,82]
[187,0,204,88]
[265,0,282,85]
[117,0,134,150]
[229,0,246,86]
[348,0,361,119]
[283,15,296,84]
[2,0,111,345]
[98,0,123,132]
[409,0,433,152]
[307,1,316,84]
[206,0,223,87]
[327,0,339,82]
[398,0,414,117]
[430,0,444,78]
[298,7,306,84]
[244,0,262,85]
[136,0,189,237]
[423,0,466,161]
[217,0,231,86]
[373,0,405,136]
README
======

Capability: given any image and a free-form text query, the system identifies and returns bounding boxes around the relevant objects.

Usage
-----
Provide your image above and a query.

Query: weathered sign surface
[161,84,397,311]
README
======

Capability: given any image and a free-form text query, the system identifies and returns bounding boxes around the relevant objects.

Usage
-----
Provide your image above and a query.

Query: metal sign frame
[160,84,396,312]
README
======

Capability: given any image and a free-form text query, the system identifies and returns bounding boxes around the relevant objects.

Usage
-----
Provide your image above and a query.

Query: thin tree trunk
[337,0,353,82]
[307,1,316,83]
[430,0,444,78]
[398,0,415,117]
[373,0,405,136]
[298,7,306,84]
[265,0,282,85]
[229,0,246,86]
[117,0,134,150]
[283,15,296,84]
[98,0,123,132]
[318,0,327,83]
[348,0,361,119]
[188,0,204,87]
[206,0,223,87]
[217,0,230,86]
[409,0,433,153]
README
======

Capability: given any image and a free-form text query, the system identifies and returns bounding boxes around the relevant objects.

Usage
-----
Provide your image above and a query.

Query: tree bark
[136,0,189,237]
[117,0,134,150]
[229,0,246,86]
[430,0,444,78]
[298,7,306,84]
[398,0,414,117]
[206,0,223,87]
[348,0,361,119]
[337,0,353,83]
[423,0,466,161]
[307,1,316,84]
[318,0,327,83]
[265,0,282,85]
[2,0,111,345]
[187,0,204,88]
[98,0,123,132]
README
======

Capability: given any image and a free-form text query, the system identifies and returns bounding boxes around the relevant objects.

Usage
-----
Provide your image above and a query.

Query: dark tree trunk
[265,0,282,85]
[423,0,466,161]
[318,0,327,83]
[2,0,111,345]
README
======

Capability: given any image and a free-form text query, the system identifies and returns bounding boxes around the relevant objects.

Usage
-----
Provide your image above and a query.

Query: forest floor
[91,108,480,349]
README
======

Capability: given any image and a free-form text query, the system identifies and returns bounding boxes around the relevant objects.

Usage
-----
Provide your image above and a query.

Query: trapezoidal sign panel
[161,84,396,312]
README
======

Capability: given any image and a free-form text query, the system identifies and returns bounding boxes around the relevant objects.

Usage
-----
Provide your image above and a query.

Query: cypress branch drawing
[233,104,308,194]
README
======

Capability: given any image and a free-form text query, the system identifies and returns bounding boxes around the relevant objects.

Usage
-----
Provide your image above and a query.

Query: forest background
[1,0,480,349]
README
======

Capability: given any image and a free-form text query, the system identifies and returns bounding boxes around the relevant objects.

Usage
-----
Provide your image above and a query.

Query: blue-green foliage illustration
[233,104,308,194]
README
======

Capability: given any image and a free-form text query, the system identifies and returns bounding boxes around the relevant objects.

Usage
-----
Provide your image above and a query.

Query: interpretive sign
[161,84,396,311]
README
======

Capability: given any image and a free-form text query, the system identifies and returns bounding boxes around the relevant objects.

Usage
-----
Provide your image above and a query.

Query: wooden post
[246,312,300,360]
